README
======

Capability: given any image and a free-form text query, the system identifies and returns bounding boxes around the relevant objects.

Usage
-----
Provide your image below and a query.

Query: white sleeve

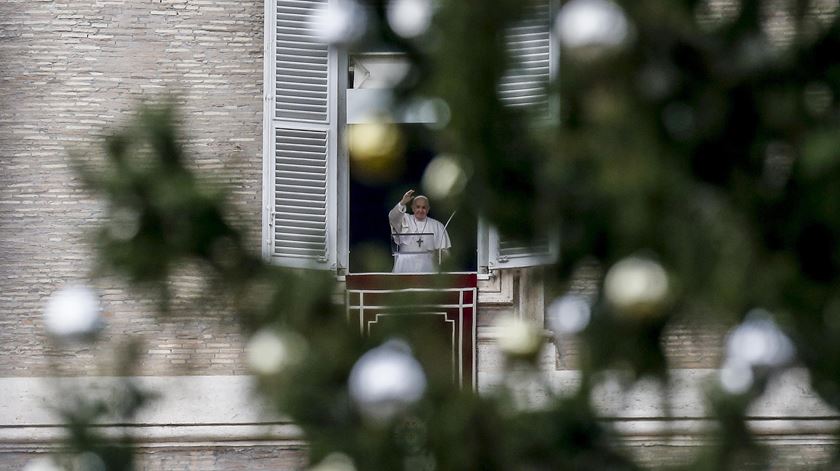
[388,203,406,230]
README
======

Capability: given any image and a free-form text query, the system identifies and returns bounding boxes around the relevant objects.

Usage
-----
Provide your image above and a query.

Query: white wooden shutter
[498,0,555,117]
[485,0,558,270]
[488,227,559,269]
[263,0,343,269]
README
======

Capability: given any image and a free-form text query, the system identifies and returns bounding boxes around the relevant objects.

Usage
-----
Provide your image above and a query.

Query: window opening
[348,126,477,273]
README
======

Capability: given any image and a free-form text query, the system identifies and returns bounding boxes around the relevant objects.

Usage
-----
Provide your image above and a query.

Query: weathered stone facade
[0,447,308,471]
[0,0,263,377]
[0,1,275,466]
[1,1,838,469]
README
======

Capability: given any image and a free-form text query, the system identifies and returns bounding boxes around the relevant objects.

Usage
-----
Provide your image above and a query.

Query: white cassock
[388,203,451,273]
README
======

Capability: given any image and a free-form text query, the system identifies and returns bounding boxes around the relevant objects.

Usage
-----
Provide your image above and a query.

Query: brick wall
[2,1,837,468]
[0,0,763,380]
[0,446,308,471]
[0,0,263,376]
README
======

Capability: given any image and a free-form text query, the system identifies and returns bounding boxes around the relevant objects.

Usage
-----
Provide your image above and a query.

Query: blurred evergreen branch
[55,0,840,469]
[70,103,637,469]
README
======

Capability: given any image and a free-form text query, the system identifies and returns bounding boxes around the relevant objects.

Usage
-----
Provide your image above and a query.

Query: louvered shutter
[498,0,555,117]
[487,228,559,269]
[263,0,343,269]
[485,0,558,270]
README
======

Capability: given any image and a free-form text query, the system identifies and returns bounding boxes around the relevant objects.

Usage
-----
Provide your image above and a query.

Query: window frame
[263,0,557,275]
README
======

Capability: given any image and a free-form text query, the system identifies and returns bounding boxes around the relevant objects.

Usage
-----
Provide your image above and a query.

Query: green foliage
[48,341,152,470]
[59,0,840,469]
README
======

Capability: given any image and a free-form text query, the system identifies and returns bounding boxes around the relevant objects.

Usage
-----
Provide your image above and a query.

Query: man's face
[412,198,429,221]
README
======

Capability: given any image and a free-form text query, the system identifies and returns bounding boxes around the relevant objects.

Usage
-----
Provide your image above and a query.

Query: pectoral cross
[416,237,423,248]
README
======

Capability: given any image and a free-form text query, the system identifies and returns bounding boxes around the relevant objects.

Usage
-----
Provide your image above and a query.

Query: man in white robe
[388,189,451,273]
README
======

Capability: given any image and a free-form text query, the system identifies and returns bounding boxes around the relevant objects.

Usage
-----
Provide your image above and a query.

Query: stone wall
[2,1,838,469]
[0,447,308,471]
[0,0,263,376]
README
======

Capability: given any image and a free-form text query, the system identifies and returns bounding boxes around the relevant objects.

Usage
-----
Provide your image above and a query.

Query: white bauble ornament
[246,328,308,375]
[421,154,467,200]
[724,309,794,368]
[719,359,754,395]
[496,317,544,358]
[309,0,367,45]
[43,285,104,339]
[604,257,670,317]
[554,0,631,51]
[387,0,433,38]
[348,339,427,423]
[547,295,591,334]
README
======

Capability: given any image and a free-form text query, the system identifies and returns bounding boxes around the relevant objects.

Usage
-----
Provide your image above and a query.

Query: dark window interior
[349,127,476,273]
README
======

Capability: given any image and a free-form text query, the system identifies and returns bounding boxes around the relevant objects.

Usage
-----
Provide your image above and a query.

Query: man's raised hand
[400,189,415,206]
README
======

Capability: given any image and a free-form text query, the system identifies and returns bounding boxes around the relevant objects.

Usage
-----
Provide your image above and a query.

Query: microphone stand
[439,210,457,265]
